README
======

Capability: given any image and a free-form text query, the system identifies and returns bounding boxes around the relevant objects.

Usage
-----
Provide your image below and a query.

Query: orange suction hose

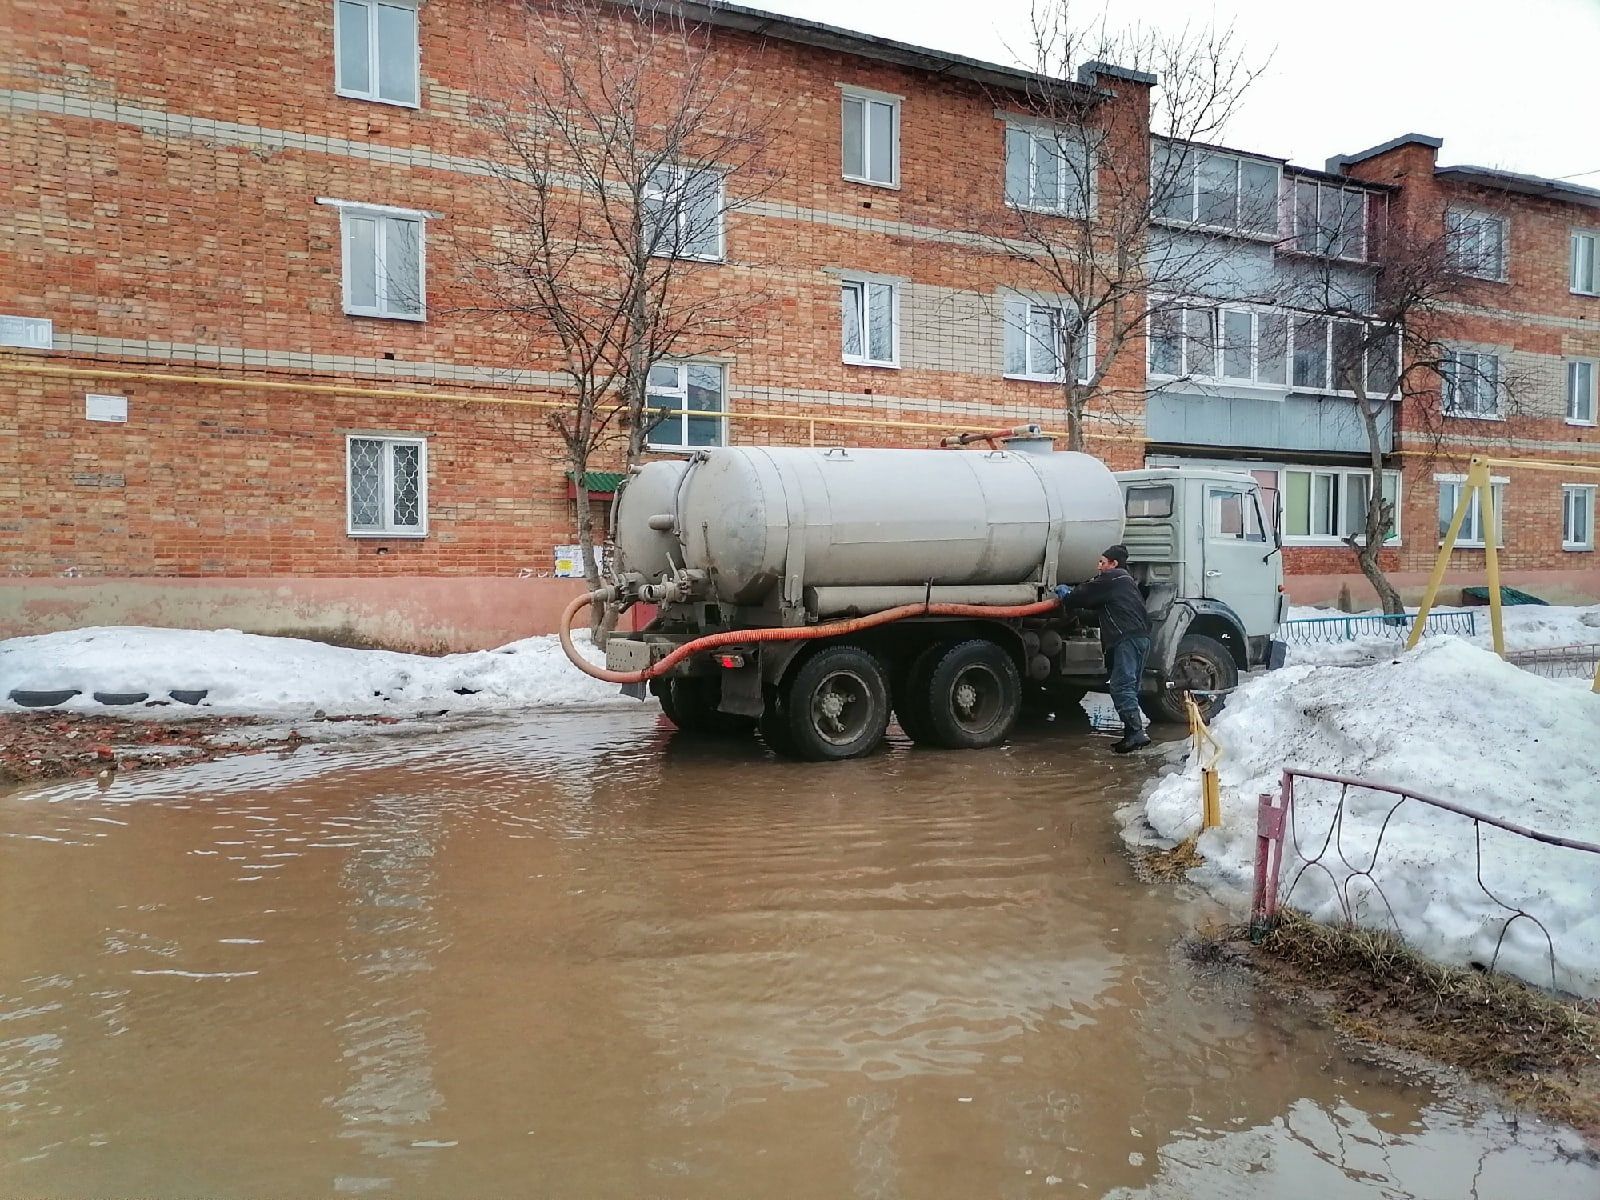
[559,589,1061,686]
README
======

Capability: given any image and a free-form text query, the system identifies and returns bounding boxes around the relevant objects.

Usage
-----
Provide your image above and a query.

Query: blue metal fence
[1280,609,1478,646]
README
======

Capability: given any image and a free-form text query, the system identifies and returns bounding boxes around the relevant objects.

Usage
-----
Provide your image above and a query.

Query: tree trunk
[1349,396,1404,617]
[1064,383,1085,452]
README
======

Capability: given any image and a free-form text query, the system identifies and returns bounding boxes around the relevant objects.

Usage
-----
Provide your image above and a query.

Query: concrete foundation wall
[5,567,1596,656]
[0,577,601,654]
[1285,568,1600,609]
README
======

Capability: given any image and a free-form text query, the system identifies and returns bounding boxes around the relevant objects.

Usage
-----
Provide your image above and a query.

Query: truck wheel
[663,676,756,736]
[783,645,890,761]
[892,642,945,745]
[758,689,799,757]
[1143,634,1238,725]
[923,639,1022,750]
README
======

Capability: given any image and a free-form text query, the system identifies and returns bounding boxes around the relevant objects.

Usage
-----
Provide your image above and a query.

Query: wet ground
[0,708,1595,1198]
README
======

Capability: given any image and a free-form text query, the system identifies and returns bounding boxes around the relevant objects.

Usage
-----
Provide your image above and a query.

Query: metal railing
[1280,609,1477,646]
[1251,767,1600,991]
[1504,642,1600,682]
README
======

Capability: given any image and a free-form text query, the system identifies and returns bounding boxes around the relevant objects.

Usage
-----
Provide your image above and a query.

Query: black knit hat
[1102,544,1130,566]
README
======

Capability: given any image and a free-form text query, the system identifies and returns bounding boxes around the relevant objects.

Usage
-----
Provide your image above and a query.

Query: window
[1283,467,1401,544]
[332,202,425,320]
[1291,180,1368,259]
[1437,476,1506,548]
[1564,485,1596,551]
[1572,232,1598,296]
[347,436,426,536]
[1446,207,1507,281]
[840,277,898,367]
[1441,348,1502,418]
[1125,485,1173,519]
[1568,359,1597,425]
[1153,144,1278,234]
[643,165,724,261]
[1149,303,1396,395]
[1207,486,1267,542]
[841,89,898,187]
[645,362,726,451]
[1005,124,1091,216]
[334,0,418,106]
[1003,297,1090,383]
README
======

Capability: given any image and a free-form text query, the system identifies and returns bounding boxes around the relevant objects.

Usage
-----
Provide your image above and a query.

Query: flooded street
[0,709,1594,1198]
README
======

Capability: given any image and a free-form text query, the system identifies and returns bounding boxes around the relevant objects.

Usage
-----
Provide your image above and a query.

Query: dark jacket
[1059,566,1152,655]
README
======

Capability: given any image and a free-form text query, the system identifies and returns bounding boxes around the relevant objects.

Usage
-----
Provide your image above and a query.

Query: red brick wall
[1,0,1154,583]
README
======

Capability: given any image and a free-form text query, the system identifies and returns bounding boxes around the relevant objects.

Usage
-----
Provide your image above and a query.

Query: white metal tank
[611,459,688,583]
[617,445,1124,607]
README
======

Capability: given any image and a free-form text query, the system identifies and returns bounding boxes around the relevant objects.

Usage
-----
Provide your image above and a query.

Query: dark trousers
[1108,635,1152,730]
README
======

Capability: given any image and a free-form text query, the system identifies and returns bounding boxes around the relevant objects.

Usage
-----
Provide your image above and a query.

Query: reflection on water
[0,711,1594,1198]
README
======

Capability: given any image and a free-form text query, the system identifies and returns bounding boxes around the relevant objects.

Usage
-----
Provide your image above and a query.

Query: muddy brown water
[1,709,1595,1198]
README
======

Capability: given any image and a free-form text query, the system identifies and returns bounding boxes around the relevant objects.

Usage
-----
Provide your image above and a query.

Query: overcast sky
[752,0,1600,183]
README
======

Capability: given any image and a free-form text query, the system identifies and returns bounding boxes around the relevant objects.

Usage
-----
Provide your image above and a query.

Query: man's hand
[1054,584,1074,603]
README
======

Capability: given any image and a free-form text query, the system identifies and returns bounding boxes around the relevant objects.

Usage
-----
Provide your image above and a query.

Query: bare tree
[959,2,1268,450]
[1285,198,1526,614]
[459,0,783,622]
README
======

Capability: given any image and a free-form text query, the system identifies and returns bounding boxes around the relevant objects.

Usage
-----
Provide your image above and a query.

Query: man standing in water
[1054,545,1152,753]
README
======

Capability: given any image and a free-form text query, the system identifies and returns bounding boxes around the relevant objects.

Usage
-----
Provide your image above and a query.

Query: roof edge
[636,0,1120,99]
[1325,133,1444,175]
[1435,165,1600,210]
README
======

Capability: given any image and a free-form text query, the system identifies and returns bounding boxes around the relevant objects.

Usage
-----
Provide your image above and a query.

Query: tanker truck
[559,429,1285,761]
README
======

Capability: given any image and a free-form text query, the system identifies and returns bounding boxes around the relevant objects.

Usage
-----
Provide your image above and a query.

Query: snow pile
[1137,637,1600,995]
[1284,602,1600,667]
[0,626,639,716]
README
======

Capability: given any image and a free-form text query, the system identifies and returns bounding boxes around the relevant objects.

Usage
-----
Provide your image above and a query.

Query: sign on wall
[0,316,52,349]
[554,545,610,578]
[85,394,128,423]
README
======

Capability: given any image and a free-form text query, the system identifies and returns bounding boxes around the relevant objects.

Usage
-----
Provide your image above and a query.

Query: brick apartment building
[2,0,1156,649]
[2,0,1595,651]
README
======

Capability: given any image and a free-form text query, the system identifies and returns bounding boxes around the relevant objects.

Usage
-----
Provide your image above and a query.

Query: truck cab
[1111,468,1286,721]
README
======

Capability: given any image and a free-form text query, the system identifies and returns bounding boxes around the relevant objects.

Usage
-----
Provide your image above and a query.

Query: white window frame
[839,275,900,368]
[1279,466,1403,547]
[1445,206,1508,282]
[1567,358,1598,426]
[1564,484,1596,552]
[1004,121,1093,218]
[1436,474,1507,548]
[1003,297,1093,384]
[1441,346,1504,420]
[320,198,429,321]
[839,86,900,188]
[333,0,419,108]
[346,434,428,538]
[1152,144,1280,237]
[1572,231,1598,296]
[1289,178,1369,261]
[1147,300,1399,398]
[645,361,728,453]
[642,164,725,263]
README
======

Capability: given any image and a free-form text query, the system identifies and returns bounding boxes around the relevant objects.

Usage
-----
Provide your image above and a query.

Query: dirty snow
[0,626,640,717]
[1133,637,1600,995]
[1284,603,1600,666]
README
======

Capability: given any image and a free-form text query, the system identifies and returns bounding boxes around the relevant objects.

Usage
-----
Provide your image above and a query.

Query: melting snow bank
[1133,638,1600,997]
[0,626,639,716]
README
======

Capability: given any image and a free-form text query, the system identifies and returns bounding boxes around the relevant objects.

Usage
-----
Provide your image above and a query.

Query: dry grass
[1202,913,1600,1138]
[1135,835,1206,882]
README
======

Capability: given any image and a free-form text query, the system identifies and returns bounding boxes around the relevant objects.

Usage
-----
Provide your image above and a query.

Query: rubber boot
[1111,707,1151,754]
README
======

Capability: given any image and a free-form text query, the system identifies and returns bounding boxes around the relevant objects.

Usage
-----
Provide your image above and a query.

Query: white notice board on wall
[85,394,128,423]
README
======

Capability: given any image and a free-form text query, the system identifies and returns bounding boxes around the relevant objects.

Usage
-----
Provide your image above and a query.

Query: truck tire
[922,639,1022,750]
[662,676,756,736]
[758,690,799,757]
[782,645,890,761]
[892,642,946,746]
[1143,634,1238,725]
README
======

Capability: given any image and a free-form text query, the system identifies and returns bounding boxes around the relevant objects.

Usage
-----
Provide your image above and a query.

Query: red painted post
[1249,773,1291,940]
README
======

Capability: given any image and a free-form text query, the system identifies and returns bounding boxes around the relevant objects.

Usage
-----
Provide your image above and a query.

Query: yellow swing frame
[1407,455,1600,693]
